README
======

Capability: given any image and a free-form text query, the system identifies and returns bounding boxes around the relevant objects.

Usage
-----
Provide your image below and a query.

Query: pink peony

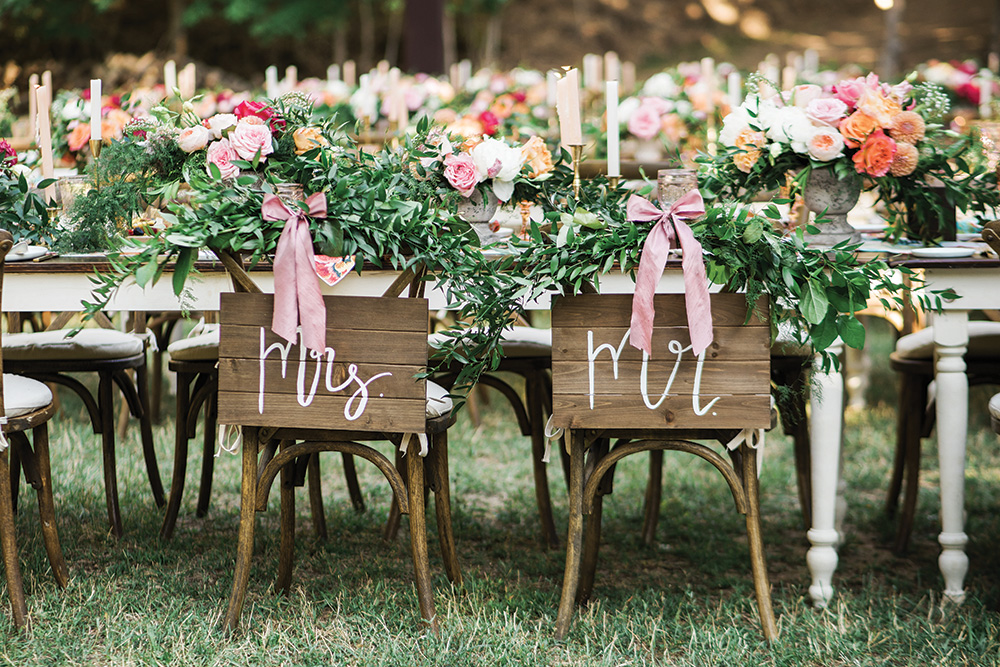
[443,152,481,197]
[627,102,663,140]
[832,73,882,110]
[177,125,211,153]
[229,120,274,161]
[205,139,240,179]
[805,97,849,128]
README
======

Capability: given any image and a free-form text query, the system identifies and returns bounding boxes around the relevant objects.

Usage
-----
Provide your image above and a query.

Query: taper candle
[606,80,620,178]
[90,79,102,141]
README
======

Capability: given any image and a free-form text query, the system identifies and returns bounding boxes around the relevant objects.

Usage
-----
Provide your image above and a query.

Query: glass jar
[657,168,697,209]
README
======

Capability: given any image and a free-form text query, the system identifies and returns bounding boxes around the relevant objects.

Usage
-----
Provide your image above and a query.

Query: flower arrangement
[0,139,53,247]
[701,73,999,241]
[51,88,136,169]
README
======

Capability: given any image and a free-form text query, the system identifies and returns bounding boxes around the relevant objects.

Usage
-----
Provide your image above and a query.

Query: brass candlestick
[89,138,102,160]
[570,144,584,199]
[608,176,620,190]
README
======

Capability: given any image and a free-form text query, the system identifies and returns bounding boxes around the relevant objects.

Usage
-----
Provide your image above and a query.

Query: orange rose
[839,110,880,149]
[102,108,132,140]
[733,128,766,173]
[490,94,516,120]
[520,136,553,178]
[67,123,91,152]
[852,129,897,177]
[447,115,486,140]
[293,126,329,155]
[856,88,901,126]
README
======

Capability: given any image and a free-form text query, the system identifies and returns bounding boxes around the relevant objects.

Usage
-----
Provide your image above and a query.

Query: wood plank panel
[219,292,429,332]
[219,325,427,366]
[552,293,767,328]
[551,360,770,396]
[218,358,425,399]
[550,395,772,430]
[552,326,770,363]
[218,392,427,431]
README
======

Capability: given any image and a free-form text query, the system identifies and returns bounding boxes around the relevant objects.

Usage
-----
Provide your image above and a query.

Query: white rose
[792,84,823,108]
[765,106,812,147]
[719,105,754,147]
[617,97,641,125]
[61,99,85,121]
[642,72,680,99]
[471,137,525,202]
[176,124,211,153]
[205,113,237,139]
[350,88,378,120]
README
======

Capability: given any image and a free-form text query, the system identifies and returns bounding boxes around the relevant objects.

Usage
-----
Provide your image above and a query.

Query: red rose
[478,111,500,136]
[233,100,286,135]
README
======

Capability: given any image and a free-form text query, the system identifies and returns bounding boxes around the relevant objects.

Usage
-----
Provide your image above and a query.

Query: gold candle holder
[608,176,620,190]
[89,138,102,160]
[570,144,584,200]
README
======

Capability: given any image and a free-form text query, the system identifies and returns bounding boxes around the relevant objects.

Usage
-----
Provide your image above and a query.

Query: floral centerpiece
[0,139,52,247]
[51,88,136,170]
[701,73,999,242]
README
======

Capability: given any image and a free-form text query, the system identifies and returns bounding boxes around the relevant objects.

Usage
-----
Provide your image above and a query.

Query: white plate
[5,245,50,261]
[910,247,976,259]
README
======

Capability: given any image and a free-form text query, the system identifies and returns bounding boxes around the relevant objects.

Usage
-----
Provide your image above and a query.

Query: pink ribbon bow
[627,189,713,357]
[264,192,328,351]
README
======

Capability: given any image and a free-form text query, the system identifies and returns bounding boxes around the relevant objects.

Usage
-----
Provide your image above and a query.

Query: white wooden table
[805,256,1000,608]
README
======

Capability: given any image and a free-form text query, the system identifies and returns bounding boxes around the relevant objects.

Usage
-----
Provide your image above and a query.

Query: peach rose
[102,108,132,140]
[806,127,845,162]
[856,88,901,126]
[852,129,897,177]
[177,125,211,153]
[839,110,880,149]
[520,136,553,178]
[660,113,687,146]
[293,127,329,155]
[733,128,766,173]
[67,123,91,152]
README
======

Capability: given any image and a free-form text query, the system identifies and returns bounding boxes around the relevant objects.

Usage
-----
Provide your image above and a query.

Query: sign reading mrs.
[217,293,428,433]
[549,293,772,431]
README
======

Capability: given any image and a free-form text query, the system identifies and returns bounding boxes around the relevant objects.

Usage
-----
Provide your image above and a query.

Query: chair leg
[555,430,586,640]
[577,492,603,605]
[429,431,462,586]
[8,442,20,515]
[742,444,778,641]
[342,453,365,513]
[641,450,663,545]
[195,386,217,518]
[383,448,405,541]
[134,364,166,508]
[406,449,439,635]
[99,371,124,538]
[527,372,559,549]
[160,372,193,540]
[308,454,328,541]
[0,449,28,629]
[276,444,295,594]
[886,375,913,519]
[791,413,812,530]
[223,427,260,634]
[30,425,68,588]
[894,380,927,554]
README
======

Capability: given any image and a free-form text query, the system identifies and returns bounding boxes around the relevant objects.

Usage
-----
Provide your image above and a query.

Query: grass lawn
[0,318,998,665]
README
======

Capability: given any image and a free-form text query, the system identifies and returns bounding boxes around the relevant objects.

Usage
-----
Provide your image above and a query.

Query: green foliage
[0,170,56,246]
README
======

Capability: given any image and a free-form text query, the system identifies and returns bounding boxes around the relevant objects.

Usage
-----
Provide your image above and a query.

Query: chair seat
[3,328,145,361]
[426,381,452,418]
[2,373,53,418]
[167,329,220,362]
[896,322,1000,360]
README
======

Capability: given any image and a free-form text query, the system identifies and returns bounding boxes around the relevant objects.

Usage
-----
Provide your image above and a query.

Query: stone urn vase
[456,188,501,245]
[801,167,862,247]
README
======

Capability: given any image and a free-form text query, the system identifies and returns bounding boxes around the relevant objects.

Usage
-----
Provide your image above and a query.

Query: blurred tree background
[0,0,997,92]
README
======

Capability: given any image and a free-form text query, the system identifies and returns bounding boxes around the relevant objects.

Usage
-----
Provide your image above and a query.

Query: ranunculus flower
[293,127,329,155]
[204,113,237,139]
[229,120,274,161]
[443,152,481,197]
[627,102,663,140]
[206,139,239,179]
[852,129,897,177]
[471,137,525,202]
[520,136,553,178]
[805,97,849,127]
[888,141,919,177]
[177,124,211,153]
[839,110,880,149]
[806,126,845,161]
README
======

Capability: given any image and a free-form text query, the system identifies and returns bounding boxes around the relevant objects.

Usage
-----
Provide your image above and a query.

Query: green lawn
[1,318,998,665]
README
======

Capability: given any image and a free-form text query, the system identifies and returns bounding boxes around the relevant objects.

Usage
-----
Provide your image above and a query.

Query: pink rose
[177,125,211,153]
[205,139,239,180]
[443,152,481,197]
[627,102,663,140]
[805,98,849,127]
[833,72,882,110]
[229,120,274,161]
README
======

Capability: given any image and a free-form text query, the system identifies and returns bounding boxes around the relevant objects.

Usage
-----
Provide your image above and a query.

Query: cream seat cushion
[990,393,1000,427]
[425,381,452,418]
[2,373,53,418]
[895,322,1000,360]
[168,329,220,362]
[3,329,144,361]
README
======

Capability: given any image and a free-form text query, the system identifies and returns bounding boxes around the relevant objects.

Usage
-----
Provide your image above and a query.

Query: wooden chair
[218,292,461,635]
[0,230,69,628]
[549,293,777,641]
[159,325,367,540]
[2,322,164,538]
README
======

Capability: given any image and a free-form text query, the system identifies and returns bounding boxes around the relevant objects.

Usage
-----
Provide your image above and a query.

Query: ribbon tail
[293,218,327,351]
[271,217,301,345]
[629,221,672,357]
[673,220,713,356]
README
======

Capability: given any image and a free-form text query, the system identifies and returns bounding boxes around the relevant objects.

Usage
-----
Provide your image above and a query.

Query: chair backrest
[217,292,428,432]
[549,293,771,431]
[984,219,1000,258]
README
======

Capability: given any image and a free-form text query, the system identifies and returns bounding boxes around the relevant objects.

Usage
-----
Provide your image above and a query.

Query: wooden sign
[218,293,428,432]
[550,293,771,430]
